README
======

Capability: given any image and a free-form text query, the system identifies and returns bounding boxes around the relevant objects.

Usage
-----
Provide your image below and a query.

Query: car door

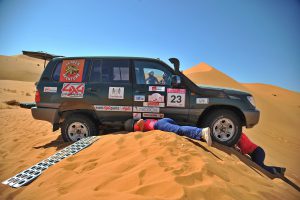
[132,59,189,123]
[85,59,133,122]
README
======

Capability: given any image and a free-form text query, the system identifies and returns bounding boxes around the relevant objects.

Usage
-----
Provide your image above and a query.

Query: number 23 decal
[167,90,186,107]
[170,95,182,103]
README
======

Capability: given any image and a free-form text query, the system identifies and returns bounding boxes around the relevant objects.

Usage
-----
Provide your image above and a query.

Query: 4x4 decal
[61,83,85,98]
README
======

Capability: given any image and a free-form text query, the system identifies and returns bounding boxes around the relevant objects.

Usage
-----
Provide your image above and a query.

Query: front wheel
[201,109,242,146]
[61,114,98,142]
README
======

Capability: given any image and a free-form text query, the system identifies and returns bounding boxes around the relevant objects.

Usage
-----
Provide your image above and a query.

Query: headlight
[247,96,256,107]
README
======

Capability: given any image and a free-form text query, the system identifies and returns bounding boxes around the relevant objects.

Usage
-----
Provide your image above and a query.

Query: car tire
[61,114,98,142]
[201,109,242,146]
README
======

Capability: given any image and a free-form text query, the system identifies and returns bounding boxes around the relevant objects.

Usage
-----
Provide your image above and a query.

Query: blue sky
[0,0,299,92]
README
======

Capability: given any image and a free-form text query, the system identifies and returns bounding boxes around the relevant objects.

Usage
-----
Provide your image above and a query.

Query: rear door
[85,59,133,121]
[132,59,189,122]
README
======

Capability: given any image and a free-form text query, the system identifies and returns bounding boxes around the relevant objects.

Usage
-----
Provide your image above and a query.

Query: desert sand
[0,56,299,199]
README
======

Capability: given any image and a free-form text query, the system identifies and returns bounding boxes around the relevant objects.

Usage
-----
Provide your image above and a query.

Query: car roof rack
[22,50,64,68]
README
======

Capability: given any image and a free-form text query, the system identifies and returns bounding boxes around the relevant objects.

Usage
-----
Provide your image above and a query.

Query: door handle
[87,88,97,92]
[135,90,144,93]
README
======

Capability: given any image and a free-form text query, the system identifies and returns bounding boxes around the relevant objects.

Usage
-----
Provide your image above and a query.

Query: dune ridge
[183,63,247,91]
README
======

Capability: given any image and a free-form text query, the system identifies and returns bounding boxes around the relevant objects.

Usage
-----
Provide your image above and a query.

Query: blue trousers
[154,118,203,140]
[250,146,282,174]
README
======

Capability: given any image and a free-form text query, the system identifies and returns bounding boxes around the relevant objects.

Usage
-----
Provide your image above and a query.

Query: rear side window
[52,62,62,81]
[90,60,130,83]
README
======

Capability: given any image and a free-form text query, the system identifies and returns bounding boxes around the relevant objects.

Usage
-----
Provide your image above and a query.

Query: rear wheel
[61,114,98,142]
[201,109,242,146]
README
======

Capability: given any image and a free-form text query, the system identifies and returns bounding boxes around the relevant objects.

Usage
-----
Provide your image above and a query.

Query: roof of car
[53,56,163,61]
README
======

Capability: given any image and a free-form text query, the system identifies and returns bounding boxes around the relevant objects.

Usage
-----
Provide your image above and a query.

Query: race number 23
[167,90,185,107]
[170,95,182,103]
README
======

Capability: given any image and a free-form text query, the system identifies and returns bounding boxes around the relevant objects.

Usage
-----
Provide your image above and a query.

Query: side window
[52,61,62,81]
[134,60,172,85]
[102,60,130,83]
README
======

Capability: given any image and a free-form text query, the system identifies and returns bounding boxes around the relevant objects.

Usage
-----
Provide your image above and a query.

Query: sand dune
[0,55,45,82]
[183,62,248,91]
[0,56,299,199]
[0,109,299,199]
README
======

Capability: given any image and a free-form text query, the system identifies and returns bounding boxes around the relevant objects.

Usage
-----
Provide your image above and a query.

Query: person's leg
[154,118,180,134]
[250,146,283,174]
[155,118,202,140]
[177,126,203,140]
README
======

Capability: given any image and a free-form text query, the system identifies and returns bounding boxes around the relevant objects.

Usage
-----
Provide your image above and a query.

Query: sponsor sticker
[60,59,85,82]
[143,102,165,107]
[167,88,186,107]
[61,83,85,98]
[94,105,132,112]
[196,98,209,104]
[148,93,164,102]
[109,87,124,99]
[167,88,186,94]
[44,87,57,93]
[133,112,142,120]
[149,86,165,92]
[133,106,159,113]
[143,113,164,118]
[134,95,145,102]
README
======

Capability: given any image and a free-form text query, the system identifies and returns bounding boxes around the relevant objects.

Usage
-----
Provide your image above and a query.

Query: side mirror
[171,75,181,87]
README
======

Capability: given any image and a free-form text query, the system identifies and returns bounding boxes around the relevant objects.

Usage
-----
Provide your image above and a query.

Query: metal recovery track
[2,136,99,188]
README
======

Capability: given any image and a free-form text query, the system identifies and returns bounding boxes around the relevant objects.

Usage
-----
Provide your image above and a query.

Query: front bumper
[31,107,59,124]
[243,109,260,128]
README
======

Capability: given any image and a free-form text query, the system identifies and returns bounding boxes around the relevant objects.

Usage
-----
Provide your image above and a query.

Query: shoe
[202,127,212,146]
[276,167,286,176]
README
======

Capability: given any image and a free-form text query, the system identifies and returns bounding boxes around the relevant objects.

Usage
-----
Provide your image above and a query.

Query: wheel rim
[67,122,89,141]
[212,118,235,142]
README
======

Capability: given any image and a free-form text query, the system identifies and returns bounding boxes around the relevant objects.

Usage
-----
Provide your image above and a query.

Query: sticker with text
[133,106,159,113]
[149,86,165,92]
[148,93,164,102]
[134,95,145,102]
[143,113,164,118]
[61,83,85,98]
[143,102,165,107]
[109,87,124,99]
[94,105,132,112]
[133,113,142,120]
[60,59,85,82]
[167,88,186,107]
[44,87,57,93]
[196,98,209,104]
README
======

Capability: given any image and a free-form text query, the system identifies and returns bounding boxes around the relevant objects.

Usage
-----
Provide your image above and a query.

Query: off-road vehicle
[24,51,259,146]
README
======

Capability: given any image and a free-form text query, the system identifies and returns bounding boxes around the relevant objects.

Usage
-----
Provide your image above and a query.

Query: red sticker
[167,88,186,94]
[59,59,85,82]
[143,102,165,107]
